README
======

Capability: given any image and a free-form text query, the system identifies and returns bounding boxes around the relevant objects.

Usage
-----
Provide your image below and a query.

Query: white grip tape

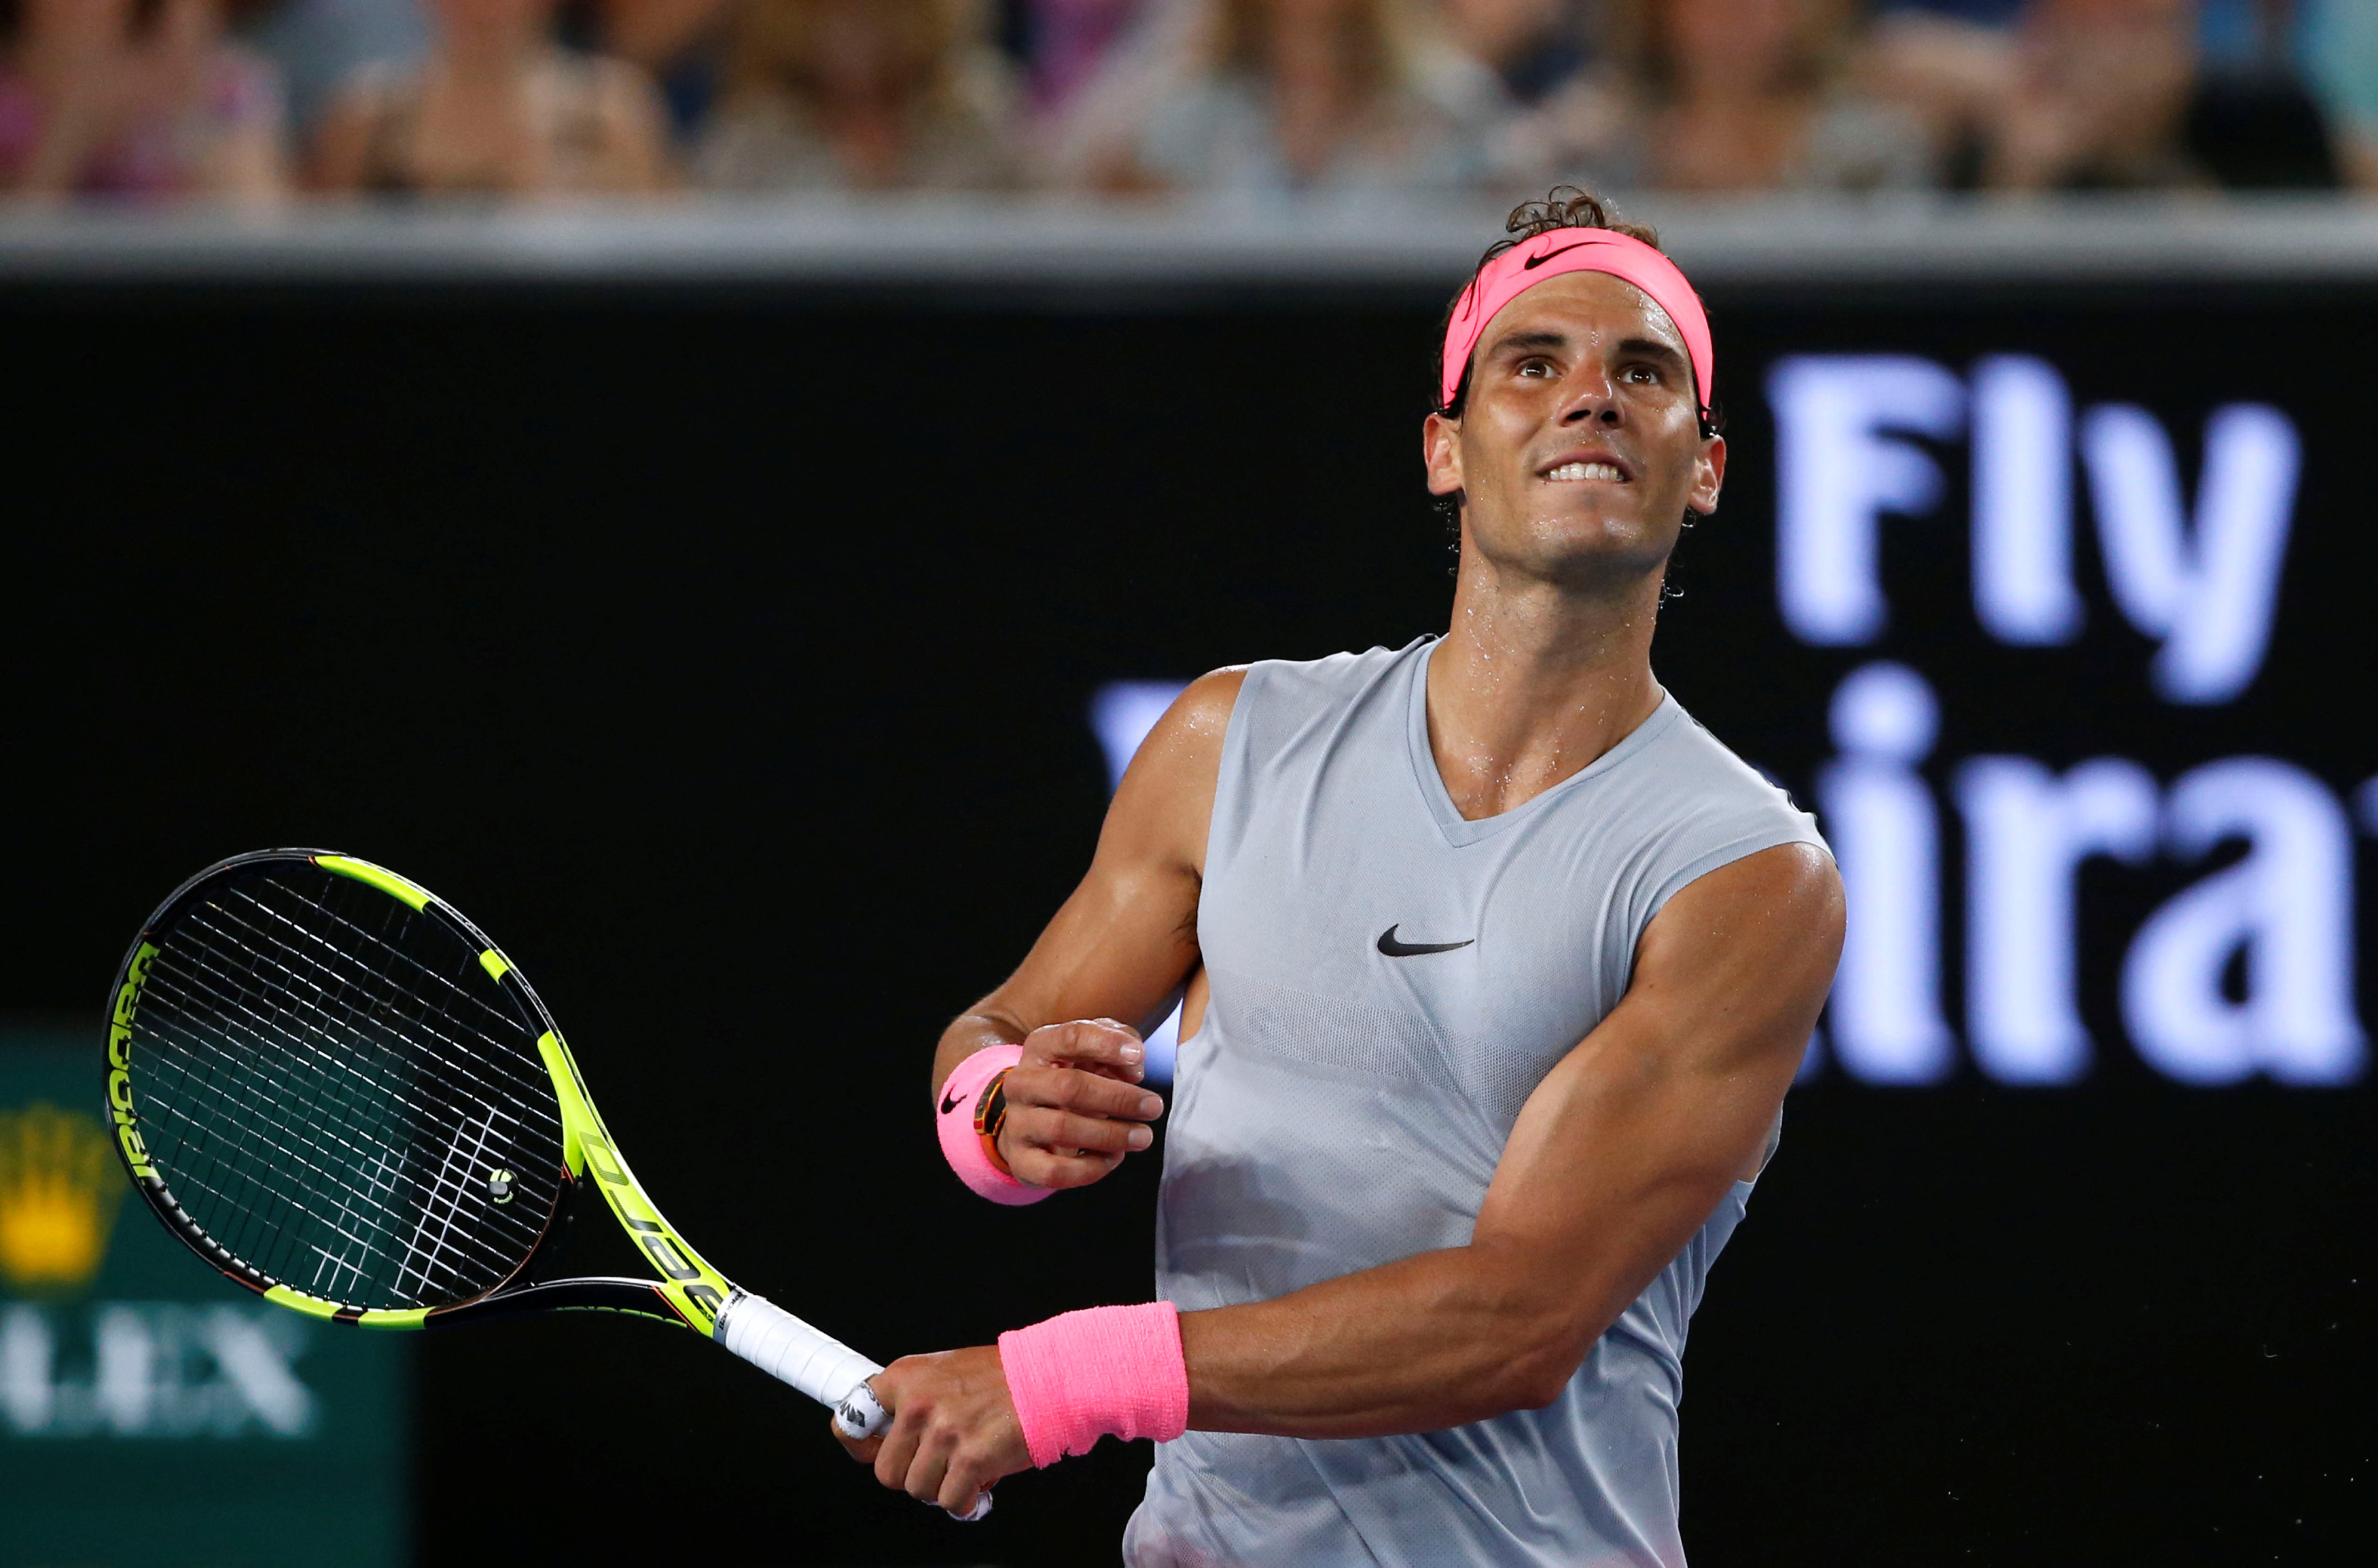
[715,1290,991,1522]
[715,1289,883,1425]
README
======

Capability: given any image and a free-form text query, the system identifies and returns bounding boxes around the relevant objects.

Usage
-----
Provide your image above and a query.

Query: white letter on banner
[1771,356,1967,645]
[2122,759,2364,1085]
[1817,663,1955,1083]
[2080,402,2299,704]
[0,1305,54,1433]
[1956,756,2159,1084]
[1971,355,2083,645]
[94,1306,157,1435]
[205,1307,318,1437]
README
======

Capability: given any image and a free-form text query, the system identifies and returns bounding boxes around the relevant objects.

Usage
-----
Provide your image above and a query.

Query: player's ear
[1687,433,1725,516]
[1423,411,1465,497]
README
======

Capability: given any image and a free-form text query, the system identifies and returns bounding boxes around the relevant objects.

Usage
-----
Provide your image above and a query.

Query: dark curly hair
[1434,187,1714,439]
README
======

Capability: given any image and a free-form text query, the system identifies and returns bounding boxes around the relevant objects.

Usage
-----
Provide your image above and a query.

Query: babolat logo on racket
[581,1130,631,1188]
[105,942,160,1182]
[623,1214,724,1320]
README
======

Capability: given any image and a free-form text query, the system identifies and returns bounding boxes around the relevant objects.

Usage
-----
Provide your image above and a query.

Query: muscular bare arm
[847,841,1842,1508]
[930,668,1245,1190]
[1178,840,1842,1433]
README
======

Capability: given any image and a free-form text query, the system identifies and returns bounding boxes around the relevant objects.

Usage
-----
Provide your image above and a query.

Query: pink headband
[1440,228,1714,414]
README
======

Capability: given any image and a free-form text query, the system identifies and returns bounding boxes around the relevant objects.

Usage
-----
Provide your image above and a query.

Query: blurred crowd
[0,0,2370,204]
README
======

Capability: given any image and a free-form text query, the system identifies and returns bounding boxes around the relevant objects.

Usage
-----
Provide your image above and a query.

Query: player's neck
[1425,553,1665,822]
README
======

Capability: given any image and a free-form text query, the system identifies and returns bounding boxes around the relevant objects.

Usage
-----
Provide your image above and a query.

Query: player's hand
[831,1346,1029,1515]
[997,1018,1165,1190]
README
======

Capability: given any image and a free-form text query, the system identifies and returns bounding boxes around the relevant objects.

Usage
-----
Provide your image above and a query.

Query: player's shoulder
[1158,640,1425,753]
[1155,665,1252,745]
[1113,665,1251,797]
[1239,637,1428,713]
[1629,698,1827,844]
[1648,702,1794,794]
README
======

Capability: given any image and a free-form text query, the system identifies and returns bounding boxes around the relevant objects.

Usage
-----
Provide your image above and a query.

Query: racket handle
[715,1289,883,1421]
[715,1290,992,1523]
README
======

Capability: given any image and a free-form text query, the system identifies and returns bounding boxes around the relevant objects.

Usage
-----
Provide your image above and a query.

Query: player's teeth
[1546,462,1623,481]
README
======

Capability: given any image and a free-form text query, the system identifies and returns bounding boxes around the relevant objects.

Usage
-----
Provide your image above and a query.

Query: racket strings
[261,876,546,1075]
[215,879,559,1139]
[150,902,515,1269]
[131,867,565,1309]
[228,879,565,1288]
[141,897,550,1302]
[141,923,535,1303]
[143,931,522,1299]
[191,878,558,1277]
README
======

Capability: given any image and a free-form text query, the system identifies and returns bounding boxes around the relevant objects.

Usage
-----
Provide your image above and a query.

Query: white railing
[1,194,2375,286]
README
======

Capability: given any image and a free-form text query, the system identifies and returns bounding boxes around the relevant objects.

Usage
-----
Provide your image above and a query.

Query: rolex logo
[0,1103,126,1295]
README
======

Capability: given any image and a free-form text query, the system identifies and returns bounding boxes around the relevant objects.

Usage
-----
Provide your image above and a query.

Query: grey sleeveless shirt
[1124,638,1827,1568]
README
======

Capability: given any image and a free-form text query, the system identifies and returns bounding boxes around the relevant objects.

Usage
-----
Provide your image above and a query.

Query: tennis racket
[101,848,987,1519]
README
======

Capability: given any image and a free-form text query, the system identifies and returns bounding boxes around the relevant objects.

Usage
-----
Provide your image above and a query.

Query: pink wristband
[997,1302,1190,1469]
[936,1044,1051,1206]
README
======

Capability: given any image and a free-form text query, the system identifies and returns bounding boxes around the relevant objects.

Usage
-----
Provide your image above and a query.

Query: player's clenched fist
[832,1347,1029,1516]
[996,1018,1166,1190]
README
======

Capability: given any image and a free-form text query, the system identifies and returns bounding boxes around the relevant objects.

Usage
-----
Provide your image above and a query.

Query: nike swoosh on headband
[940,1086,964,1115]
[1519,238,1605,270]
[1377,925,1475,957]
[1441,228,1714,412]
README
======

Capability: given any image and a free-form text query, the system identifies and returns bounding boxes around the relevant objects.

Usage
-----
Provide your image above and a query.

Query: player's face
[1423,270,1725,590]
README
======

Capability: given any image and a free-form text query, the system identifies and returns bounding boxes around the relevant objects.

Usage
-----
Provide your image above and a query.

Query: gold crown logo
[0,1103,127,1296]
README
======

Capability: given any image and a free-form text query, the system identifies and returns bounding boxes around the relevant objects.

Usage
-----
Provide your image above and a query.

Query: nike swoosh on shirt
[1376,925,1475,957]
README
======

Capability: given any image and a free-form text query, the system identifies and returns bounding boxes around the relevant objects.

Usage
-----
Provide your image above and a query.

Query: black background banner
[3,272,2370,1562]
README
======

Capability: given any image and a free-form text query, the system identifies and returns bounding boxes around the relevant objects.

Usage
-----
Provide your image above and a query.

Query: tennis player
[842,190,1845,1567]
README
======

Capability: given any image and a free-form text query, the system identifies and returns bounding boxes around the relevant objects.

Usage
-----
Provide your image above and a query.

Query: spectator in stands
[1450,0,1640,192]
[2182,0,2341,188]
[1875,0,2021,21]
[1017,0,1191,184]
[1011,0,1152,121]
[1875,0,2343,191]
[1440,0,1587,103]
[1579,0,1932,192]
[314,0,674,196]
[1093,0,1508,194]
[244,0,427,138]
[693,0,1021,190]
[2302,0,2378,185]
[1861,0,2019,184]
[0,0,288,201]
[1981,0,2199,189]
[565,0,733,143]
